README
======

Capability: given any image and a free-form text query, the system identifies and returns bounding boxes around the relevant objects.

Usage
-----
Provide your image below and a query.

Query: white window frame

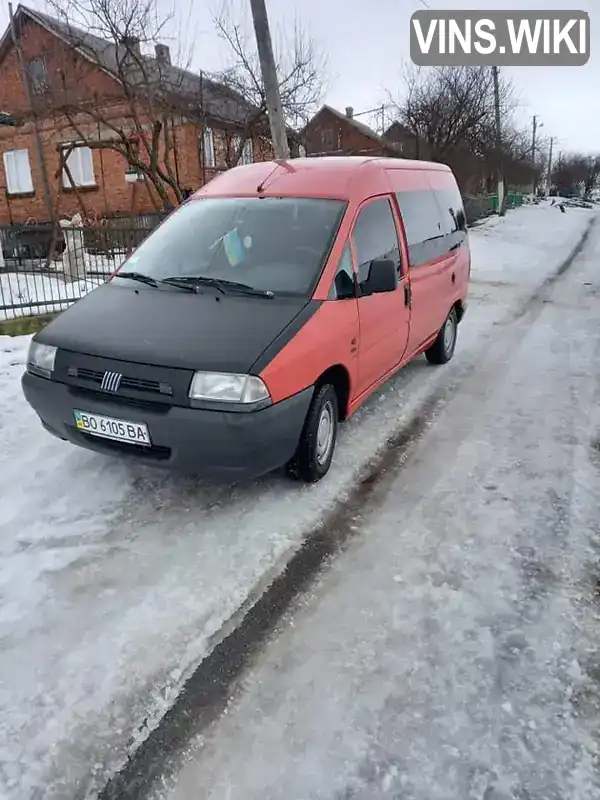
[3,149,34,195]
[234,136,253,166]
[62,144,95,188]
[203,126,215,168]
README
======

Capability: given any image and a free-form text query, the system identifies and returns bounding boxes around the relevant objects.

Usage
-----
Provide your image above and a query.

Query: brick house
[0,5,276,224]
[383,121,425,160]
[302,105,404,159]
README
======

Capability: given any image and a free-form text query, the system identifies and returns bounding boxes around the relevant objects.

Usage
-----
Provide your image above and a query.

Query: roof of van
[193,156,452,201]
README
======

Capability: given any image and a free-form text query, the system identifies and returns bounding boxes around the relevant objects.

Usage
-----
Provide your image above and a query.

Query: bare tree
[552,153,600,198]
[39,0,201,210]
[213,0,327,155]
[393,66,512,161]
[389,64,527,197]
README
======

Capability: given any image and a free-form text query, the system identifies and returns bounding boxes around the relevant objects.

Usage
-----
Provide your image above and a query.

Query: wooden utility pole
[546,136,554,196]
[9,3,53,220]
[492,66,505,215]
[249,0,290,160]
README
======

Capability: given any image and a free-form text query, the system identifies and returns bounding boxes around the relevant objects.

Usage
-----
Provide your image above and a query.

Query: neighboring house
[383,121,425,160]
[302,105,404,159]
[0,5,275,224]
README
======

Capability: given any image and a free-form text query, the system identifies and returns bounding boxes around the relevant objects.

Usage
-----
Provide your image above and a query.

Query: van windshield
[116,197,346,297]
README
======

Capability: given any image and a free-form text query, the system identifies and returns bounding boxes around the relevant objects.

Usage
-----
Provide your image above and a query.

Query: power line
[353,103,394,118]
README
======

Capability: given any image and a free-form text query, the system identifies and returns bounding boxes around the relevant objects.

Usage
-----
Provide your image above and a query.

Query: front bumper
[22,371,313,481]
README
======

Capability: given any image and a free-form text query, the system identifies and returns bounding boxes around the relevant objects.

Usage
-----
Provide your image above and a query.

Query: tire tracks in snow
[99,215,598,800]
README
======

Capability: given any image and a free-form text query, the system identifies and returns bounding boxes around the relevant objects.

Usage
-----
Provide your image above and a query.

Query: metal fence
[0,222,158,321]
[463,191,526,225]
[463,195,495,225]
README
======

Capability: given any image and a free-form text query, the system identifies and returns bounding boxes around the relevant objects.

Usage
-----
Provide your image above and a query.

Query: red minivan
[23,157,470,482]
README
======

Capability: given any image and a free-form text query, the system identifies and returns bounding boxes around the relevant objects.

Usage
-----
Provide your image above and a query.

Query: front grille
[68,366,173,396]
[68,386,170,413]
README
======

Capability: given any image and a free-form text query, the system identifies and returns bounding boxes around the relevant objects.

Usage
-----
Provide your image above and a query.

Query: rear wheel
[288,384,338,483]
[425,307,458,365]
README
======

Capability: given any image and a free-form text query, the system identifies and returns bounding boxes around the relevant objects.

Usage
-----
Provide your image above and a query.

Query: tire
[425,307,458,365]
[288,384,338,483]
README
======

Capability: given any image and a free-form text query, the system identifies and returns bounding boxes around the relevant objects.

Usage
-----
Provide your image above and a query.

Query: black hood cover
[38,281,317,373]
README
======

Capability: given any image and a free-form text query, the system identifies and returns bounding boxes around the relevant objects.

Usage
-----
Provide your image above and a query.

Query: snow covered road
[149,215,600,799]
[0,203,597,799]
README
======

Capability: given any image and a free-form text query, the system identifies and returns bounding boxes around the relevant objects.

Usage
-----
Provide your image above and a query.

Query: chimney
[155,43,171,66]
[345,106,354,119]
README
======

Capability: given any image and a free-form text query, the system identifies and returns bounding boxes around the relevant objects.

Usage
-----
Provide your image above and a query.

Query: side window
[329,243,355,300]
[396,190,442,245]
[352,198,401,284]
[396,190,445,268]
[435,186,467,235]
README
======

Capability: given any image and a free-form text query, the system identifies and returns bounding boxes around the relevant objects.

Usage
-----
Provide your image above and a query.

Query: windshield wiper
[114,271,159,288]
[161,276,274,298]
[160,275,228,294]
[215,279,274,299]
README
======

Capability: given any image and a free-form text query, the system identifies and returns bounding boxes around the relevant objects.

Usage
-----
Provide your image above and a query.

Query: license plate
[73,410,151,446]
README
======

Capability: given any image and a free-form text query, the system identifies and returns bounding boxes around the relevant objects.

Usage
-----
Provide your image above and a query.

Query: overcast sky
[1,0,597,156]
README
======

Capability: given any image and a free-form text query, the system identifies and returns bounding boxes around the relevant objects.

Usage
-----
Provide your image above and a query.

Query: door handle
[404,283,411,308]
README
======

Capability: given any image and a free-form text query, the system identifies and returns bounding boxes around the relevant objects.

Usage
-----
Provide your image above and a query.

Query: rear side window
[435,186,467,234]
[352,198,401,283]
[396,190,442,247]
[397,188,470,268]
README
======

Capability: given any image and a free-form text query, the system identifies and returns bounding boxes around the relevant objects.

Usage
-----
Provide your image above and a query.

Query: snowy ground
[0,271,104,320]
[0,254,120,321]
[152,210,600,800]
[0,203,596,799]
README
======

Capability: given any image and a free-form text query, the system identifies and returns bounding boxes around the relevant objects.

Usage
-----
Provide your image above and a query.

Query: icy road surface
[151,216,600,799]
[0,204,596,798]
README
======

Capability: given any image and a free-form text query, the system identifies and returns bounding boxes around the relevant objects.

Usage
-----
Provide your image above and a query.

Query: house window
[3,149,34,195]
[202,127,215,168]
[320,128,334,149]
[62,145,95,188]
[27,57,49,94]
[233,136,252,166]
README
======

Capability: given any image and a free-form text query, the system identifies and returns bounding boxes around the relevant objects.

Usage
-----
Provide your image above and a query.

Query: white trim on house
[61,144,95,188]
[203,126,215,168]
[3,149,34,194]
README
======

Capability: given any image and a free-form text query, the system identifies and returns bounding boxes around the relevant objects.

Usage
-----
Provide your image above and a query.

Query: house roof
[384,121,413,139]
[306,105,403,156]
[0,4,259,126]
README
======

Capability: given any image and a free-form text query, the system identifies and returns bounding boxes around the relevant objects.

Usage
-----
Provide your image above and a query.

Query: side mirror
[360,258,398,295]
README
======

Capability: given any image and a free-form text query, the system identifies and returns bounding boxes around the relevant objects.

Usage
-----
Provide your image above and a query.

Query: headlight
[27,341,57,378]
[188,372,270,405]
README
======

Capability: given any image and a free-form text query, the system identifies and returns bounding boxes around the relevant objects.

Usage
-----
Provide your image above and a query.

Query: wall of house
[0,16,121,115]
[304,108,386,157]
[0,114,271,223]
[383,124,426,160]
[0,16,272,224]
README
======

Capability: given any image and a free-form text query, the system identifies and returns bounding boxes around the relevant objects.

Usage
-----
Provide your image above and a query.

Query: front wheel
[288,384,338,483]
[425,307,458,365]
